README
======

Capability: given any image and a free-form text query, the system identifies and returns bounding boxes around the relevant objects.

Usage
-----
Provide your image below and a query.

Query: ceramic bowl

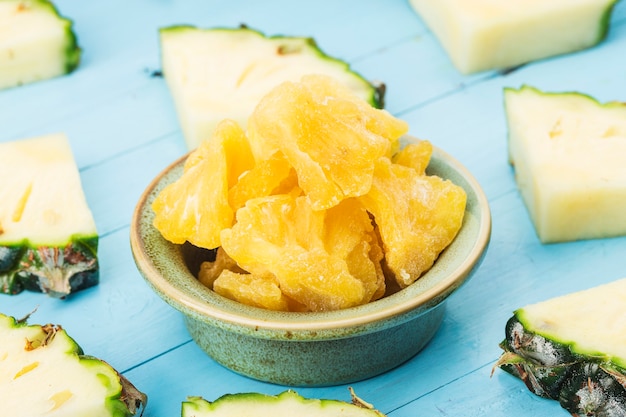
[130,141,491,387]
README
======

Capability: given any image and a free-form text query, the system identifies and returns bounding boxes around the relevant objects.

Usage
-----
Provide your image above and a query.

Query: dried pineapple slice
[220,194,374,311]
[392,140,433,175]
[247,75,408,210]
[359,158,466,287]
[213,270,290,311]
[152,120,252,249]
[324,198,386,303]
[227,152,295,211]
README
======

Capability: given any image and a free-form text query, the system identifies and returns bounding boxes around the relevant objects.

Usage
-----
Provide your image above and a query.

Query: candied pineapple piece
[228,152,295,211]
[392,140,433,175]
[213,270,290,311]
[152,120,252,249]
[198,247,246,288]
[276,247,366,311]
[220,194,375,311]
[324,198,386,303]
[359,158,466,287]
[247,75,408,210]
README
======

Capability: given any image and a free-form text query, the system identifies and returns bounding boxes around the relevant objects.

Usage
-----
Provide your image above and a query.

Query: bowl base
[184,302,446,387]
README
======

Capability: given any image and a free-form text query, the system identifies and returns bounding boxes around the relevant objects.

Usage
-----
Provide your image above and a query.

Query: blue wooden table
[2,1,626,416]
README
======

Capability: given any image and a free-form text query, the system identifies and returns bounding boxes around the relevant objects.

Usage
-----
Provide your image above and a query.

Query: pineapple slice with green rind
[409,0,619,74]
[0,313,146,417]
[182,390,385,417]
[0,0,80,90]
[0,134,98,298]
[495,278,626,417]
[160,25,385,150]
[506,85,626,243]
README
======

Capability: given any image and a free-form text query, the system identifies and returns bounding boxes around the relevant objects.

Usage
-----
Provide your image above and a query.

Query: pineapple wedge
[409,0,619,74]
[160,25,385,150]
[182,390,385,417]
[505,85,626,243]
[0,313,146,417]
[495,278,626,416]
[0,0,80,90]
[0,134,98,297]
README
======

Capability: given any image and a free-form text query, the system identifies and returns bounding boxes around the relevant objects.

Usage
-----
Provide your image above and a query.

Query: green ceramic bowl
[130,140,491,387]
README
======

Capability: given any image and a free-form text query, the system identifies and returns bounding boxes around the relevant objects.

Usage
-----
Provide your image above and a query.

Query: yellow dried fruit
[359,158,466,287]
[152,119,252,248]
[247,74,408,210]
[153,75,466,311]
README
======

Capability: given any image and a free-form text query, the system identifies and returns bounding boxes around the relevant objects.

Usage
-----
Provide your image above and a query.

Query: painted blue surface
[2,1,626,416]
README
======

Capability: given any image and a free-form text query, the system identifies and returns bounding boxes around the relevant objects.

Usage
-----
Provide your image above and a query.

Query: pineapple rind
[0,237,98,297]
[497,279,626,416]
[182,390,384,417]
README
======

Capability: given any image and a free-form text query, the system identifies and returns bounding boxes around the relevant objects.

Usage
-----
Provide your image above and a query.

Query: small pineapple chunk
[227,152,295,211]
[392,140,433,175]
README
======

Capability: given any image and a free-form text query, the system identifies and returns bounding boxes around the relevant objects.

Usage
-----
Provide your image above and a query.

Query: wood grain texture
[2,1,626,416]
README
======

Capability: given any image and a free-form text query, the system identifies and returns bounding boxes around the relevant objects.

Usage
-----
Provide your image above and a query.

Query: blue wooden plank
[391,365,567,417]
[80,132,186,236]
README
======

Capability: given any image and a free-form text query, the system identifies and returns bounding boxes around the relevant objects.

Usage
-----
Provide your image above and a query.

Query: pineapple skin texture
[409,0,618,74]
[496,278,626,417]
[0,134,98,297]
[505,85,626,243]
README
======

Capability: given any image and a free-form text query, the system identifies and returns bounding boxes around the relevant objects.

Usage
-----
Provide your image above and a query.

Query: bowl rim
[130,139,491,333]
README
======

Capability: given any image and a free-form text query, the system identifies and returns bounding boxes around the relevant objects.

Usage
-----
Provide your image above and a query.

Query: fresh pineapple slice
[409,0,619,74]
[160,25,385,149]
[0,134,98,297]
[495,278,626,417]
[182,390,385,417]
[0,0,80,90]
[505,85,626,243]
[0,313,146,417]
